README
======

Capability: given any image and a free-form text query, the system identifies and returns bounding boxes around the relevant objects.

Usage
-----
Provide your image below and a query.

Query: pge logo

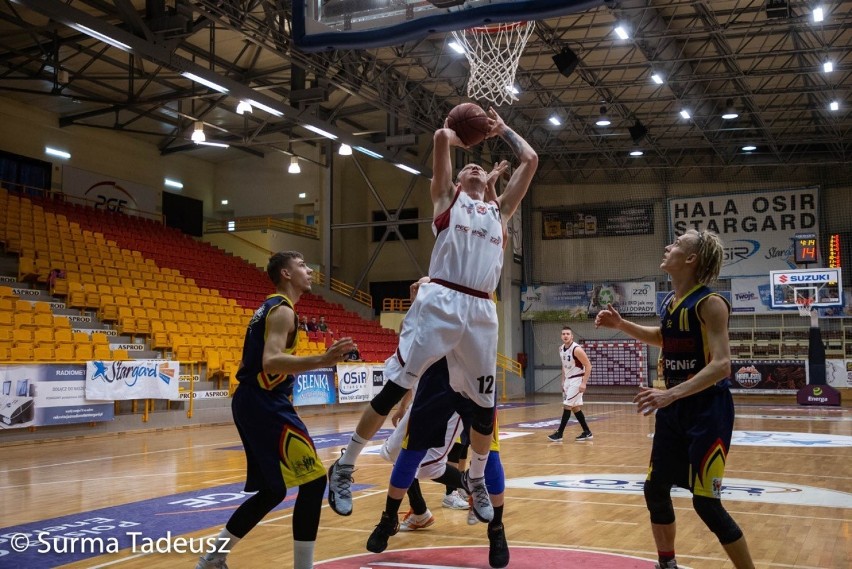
[339,371,367,395]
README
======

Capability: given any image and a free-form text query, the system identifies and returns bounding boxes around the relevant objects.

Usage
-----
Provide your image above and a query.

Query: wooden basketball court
[2,393,849,569]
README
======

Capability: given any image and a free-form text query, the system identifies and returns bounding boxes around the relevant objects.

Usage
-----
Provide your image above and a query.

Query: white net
[795,298,814,317]
[451,21,535,106]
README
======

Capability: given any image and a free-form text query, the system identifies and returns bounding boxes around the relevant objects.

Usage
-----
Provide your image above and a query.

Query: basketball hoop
[795,297,814,317]
[451,21,535,106]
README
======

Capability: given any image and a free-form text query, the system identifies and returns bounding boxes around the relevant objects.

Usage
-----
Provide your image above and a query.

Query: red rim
[469,21,527,34]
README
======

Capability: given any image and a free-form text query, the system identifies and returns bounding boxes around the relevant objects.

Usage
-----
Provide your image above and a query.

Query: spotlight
[650,72,664,85]
[829,101,839,111]
[629,149,644,157]
[679,109,691,120]
[812,7,824,22]
[339,143,353,156]
[628,120,648,143]
[548,115,562,126]
[614,26,629,40]
[721,99,739,120]
[288,156,301,174]
[595,106,611,127]
[236,100,252,115]
[742,145,757,152]
[191,121,205,143]
[552,47,579,77]
[823,60,833,73]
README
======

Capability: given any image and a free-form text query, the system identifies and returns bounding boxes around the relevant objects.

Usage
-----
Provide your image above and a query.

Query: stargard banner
[85,360,180,400]
[668,187,819,278]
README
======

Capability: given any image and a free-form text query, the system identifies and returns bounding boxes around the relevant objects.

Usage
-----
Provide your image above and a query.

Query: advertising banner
[521,282,656,321]
[85,360,180,400]
[292,367,336,406]
[542,202,654,240]
[336,363,386,404]
[0,364,113,429]
[728,360,807,393]
[730,276,774,314]
[668,187,819,278]
[62,165,161,217]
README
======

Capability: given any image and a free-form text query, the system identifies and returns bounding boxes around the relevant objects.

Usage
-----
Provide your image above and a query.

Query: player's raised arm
[488,108,537,219]
[431,125,466,215]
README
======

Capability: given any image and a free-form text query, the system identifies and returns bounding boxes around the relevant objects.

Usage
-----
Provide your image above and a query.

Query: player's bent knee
[484,451,505,494]
[370,381,409,416]
[644,479,675,525]
[389,448,428,489]
[471,403,495,436]
[692,495,743,544]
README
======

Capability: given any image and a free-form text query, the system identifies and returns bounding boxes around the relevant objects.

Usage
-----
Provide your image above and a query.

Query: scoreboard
[793,232,817,264]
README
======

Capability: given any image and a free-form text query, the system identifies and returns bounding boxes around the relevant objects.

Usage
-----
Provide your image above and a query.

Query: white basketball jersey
[560,342,585,380]
[429,189,504,293]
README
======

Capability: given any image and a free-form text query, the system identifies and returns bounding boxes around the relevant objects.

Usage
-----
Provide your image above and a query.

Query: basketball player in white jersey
[328,107,538,524]
[547,326,593,442]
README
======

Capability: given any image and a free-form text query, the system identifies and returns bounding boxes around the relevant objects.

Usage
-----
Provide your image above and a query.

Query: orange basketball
[446,103,490,146]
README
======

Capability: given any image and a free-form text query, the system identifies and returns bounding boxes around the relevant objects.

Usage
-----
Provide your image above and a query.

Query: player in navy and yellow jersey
[195,251,355,569]
[595,230,754,569]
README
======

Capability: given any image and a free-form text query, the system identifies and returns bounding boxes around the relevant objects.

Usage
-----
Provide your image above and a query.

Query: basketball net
[795,297,814,317]
[451,21,535,106]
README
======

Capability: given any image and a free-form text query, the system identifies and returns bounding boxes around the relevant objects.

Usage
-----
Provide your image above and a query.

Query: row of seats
[3,187,399,364]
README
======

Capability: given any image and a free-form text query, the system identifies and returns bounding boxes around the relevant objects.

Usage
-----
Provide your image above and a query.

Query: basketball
[446,103,490,146]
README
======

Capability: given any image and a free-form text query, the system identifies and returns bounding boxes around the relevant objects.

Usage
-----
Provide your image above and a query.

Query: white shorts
[562,376,585,407]
[380,404,464,480]
[383,282,498,408]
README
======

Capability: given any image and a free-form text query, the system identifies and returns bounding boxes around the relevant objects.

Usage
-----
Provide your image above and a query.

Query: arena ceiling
[0,0,849,184]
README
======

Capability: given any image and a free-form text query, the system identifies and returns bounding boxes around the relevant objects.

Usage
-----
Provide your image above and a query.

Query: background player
[195,251,355,569]
[547,325,593,442]
[595,230,755,569]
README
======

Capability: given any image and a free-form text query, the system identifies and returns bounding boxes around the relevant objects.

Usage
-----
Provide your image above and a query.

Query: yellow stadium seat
[55,345,75,362]
[112,349,130,360]
[93,345,111,360]
[33,345,55,362]
[74,343,94,362]
[10,343,34,361]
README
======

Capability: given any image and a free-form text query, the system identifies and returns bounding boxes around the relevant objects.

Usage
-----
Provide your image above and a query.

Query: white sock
[339,432,369,466]
[293,539,315,569]
[205,528,240,560]
[468,450,489,479]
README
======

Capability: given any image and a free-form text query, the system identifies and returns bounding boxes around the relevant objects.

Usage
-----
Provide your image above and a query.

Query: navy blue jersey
[236,293,298,393]
[659,285,730,390]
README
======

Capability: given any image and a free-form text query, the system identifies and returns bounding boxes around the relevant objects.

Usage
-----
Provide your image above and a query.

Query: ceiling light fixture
[448,41,465,54]
[629,149,644,157]
[650,73,664,85]
[742,145,757,152]
[614,25,629,40]
[71,24,131,52]
[221,199,229,205]
[679,109,691,120]
[395,163,421,175]
[236,100,252,115]
[829,101,839,111]
[45,146,71,159]
[299,193,307,199]
[548,115,562,126]
[191,121,205,143]
[812,6,824,22]
[196,141,230,148]
[595,106,611,127]
[339,143,353,156]
[164,178,183,189]
[247,99,284,117]
[506,85,519,95]
[721,99,739,120]
[288,156,301,174]
[823,60,833,73]
[181,71,229,94]
[227,221,236,232]
[355,146,383,159]
[303,124,338,140]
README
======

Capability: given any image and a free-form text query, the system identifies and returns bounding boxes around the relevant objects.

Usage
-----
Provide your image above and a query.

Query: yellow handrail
[313,272,372,308]
[382,298,412,312]
[496,353,523,402]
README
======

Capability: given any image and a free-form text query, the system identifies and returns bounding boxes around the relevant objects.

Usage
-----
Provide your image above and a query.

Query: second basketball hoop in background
[447,103,490,146]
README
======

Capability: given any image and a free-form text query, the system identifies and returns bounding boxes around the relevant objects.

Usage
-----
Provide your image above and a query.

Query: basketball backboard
[293,0,604,51]
[769,268,843,309]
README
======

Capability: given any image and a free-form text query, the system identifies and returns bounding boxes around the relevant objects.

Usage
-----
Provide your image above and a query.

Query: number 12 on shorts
[477,375,494,394]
